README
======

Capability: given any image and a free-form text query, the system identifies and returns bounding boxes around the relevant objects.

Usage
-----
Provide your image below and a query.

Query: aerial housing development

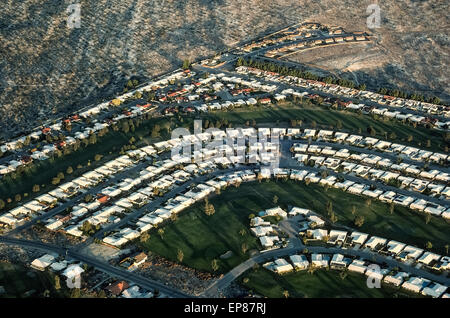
[0,2,449,305]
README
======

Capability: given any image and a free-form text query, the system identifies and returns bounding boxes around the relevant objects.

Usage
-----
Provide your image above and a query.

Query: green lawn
[139,180,450,274]
[241,268,424,298]
[0,262,69,298]
[202,102,448,152]
[139,187,262,273]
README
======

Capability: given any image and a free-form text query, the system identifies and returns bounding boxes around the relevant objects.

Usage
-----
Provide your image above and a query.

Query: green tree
[151,124,161,138]
[204,199,215,216]
[326,201,333,216]
[158,228,165,240]
[182,59,191,70]
[425,212,431,224]
[330,211,338,223]
[126,80,134,89]
[66,166,73,175]
[426,241,432,250]
[140,232,150,243]
[272,195,279,205]
[0,199,5,210]
[70,288,81,298]
[122,121,130,134]
[389,202,395,214]
[84,194,93,203]
[241,242,248,254]
[211,259,219,272]
[177,249,184,263]
[354,215,365,227]
[89,133,97,145]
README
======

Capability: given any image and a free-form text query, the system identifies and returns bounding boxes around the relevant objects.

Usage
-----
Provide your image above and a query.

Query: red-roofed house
[106,281,130,296]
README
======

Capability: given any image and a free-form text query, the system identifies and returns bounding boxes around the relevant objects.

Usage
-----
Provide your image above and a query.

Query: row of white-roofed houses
[102,169,261,247]
[54,154,199,239]
[262,253,448,297]
[276,206,450,274]
[286,160,450,220]
[235,66,449,129]
[145,129,449,221]
[296,128,449,165]
[194,72,278,112]
[301,224,450,273]
[0,145,157,229]
[291,140,450,199]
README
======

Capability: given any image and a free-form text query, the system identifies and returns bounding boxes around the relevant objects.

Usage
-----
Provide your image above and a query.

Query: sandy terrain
[0,0,448,138]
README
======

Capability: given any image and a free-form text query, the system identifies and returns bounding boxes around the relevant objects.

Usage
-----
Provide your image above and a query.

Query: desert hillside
[0,0,448,138]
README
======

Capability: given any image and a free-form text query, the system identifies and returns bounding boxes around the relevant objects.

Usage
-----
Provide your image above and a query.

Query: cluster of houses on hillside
[0,68,196,174]
[264,33,368,59]
[29,252,155,298]
[242,22,368,57]
[295,214,450,273]
[0,68,275,177]
[263,253,448,298]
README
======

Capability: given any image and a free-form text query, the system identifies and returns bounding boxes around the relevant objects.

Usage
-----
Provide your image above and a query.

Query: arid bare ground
[135,253,216,296]
[0,0,448,138]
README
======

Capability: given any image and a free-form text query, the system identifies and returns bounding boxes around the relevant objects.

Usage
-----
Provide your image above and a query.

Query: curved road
[201,238,450,297]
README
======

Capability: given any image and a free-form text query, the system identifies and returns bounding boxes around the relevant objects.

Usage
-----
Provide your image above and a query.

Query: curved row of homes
[1,127,448,231]
[263,251,449,298]
[1,128,448,298]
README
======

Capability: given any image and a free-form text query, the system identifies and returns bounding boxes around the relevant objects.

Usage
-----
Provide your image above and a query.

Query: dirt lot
[135,252,217,296]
